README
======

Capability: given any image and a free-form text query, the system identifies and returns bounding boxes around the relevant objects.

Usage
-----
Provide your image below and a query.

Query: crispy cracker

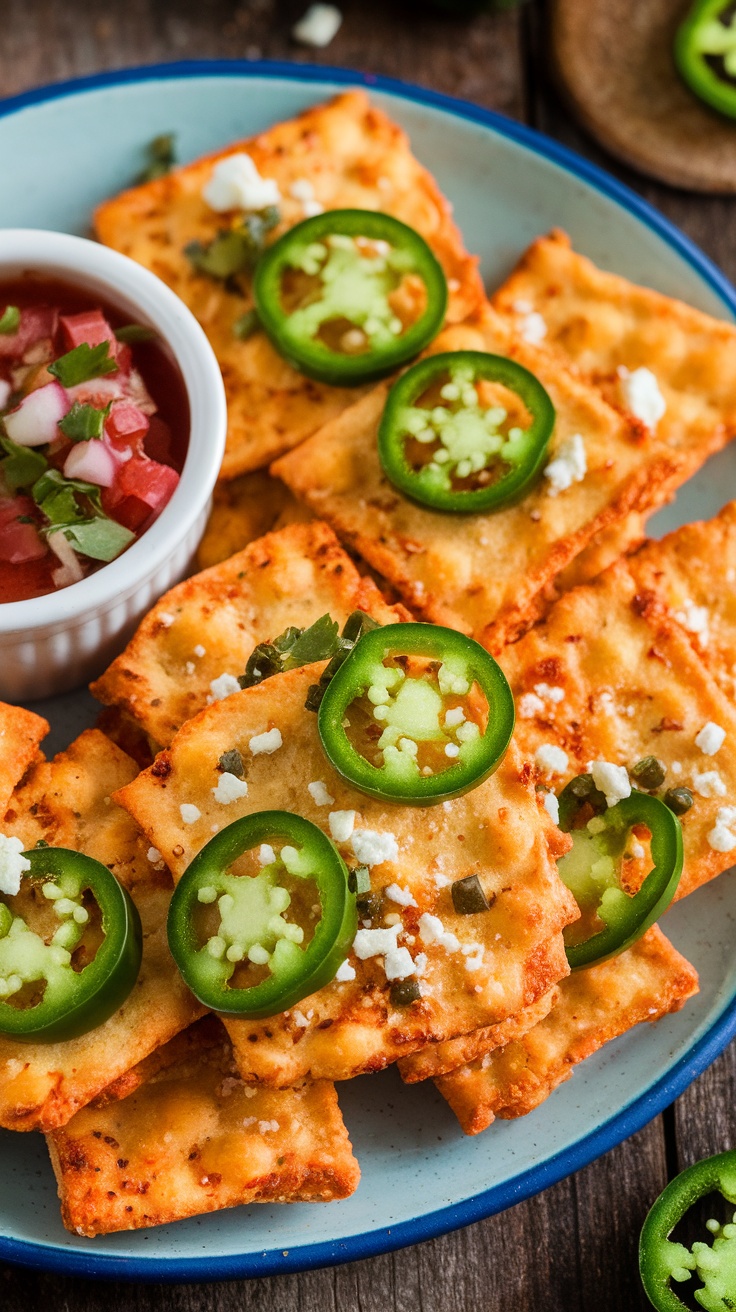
[95,90,483,479]
[115,665,577,1086]
[0,730,203,1131]
[436,926,698,1135]
[629,500,736,699]
[196,470,301,570]
[0,701,48,813]
[48,1019,359,1235]
[91,521,406,748]
[554,510,645,592]
[502,560,736,901]
[492,228,736,465]
[274,308,685,652]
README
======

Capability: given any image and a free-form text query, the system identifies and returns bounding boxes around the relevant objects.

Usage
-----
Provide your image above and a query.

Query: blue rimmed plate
[1,60,735,1282]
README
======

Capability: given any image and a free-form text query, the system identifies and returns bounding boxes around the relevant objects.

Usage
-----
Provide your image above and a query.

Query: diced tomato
[0,306,58,361]
[59,309,117,356]
[105,401,150,451]
[102,455,179,532]
[143,415,176,467]
[0,498,47,564]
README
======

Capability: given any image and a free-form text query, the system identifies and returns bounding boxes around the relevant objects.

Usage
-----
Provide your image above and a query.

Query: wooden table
[2,2,735,1307]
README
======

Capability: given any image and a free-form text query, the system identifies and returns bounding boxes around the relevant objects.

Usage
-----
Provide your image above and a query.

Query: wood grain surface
[1,1,736,1307]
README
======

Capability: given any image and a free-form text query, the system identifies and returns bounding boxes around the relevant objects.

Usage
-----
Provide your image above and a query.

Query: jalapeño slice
[252,210,448,386]
[556,788,683,971]
[639,1149,736,1312]
[167,812,357,1018]
[675,0,736,119]
[0,846,142,1043]
[377,350,555,514]
[317,621,514,805]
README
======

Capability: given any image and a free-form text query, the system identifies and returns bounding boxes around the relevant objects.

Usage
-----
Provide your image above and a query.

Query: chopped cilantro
[114,324,156,344]
[185,208,279,283]
[48,341,119,388]
[233,308,260,341]
[0,306,20,335]
[57,517,134,562]
[218,749,245,779]
[136,133,177,185]
[239,611,380,701]
[58,401,107,443]
[0,437,48,493]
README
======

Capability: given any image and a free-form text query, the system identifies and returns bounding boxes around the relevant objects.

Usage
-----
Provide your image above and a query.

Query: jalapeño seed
[663,787,694,816]
[390,979,421,1007]
[569,773,596,799]
[451,873,491,915]
[631,756,667,791]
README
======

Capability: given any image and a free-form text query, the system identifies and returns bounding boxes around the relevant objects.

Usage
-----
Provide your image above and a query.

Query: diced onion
[63,439,117,487]
[48,531,84,588]
[4,381,69,447]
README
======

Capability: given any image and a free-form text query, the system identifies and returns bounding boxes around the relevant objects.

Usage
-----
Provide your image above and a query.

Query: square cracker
[196,470,303,571]
[94,90,483,479]
[91,521,406,748]
[501,559,736,901]
[48,1018,359,1236]
[274,308,685,651]
[115,664,577,1087]
[0,701,48,814]
[436,926,698,1135]
[0,730,203,1131]
[492,228,736,465]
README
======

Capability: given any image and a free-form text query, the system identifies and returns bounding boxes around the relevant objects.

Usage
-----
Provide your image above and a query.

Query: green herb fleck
[233,308,260,341]
[185,208,279,284]
[0,306,20,335]
[114,323,156,345]
[0,437,48,493]
[136,133,177,185]
[348,866,371,896]
[239,610,381,699]
[218,749,245,779]
[49,341,118,389]
[58,401,107,443]
[389,979,421,1008]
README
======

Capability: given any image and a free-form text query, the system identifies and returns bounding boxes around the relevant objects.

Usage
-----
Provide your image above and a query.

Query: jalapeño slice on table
[377,350,555,514]
[167,812,357,1018]
[555,783,683,971]
[675,0,736,119]
[0,846,142,1042]
[639,1149,736,1311]
[252,209,448,386]
[317,622,515,805]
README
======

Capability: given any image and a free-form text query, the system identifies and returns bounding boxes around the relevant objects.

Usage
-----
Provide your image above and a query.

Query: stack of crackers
[3,89,736,1238]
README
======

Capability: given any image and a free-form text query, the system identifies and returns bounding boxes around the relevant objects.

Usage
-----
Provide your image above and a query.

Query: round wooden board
[551,0,736,192]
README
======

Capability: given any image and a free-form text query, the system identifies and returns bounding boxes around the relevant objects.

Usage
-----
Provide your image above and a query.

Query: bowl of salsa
[0,230,226,699]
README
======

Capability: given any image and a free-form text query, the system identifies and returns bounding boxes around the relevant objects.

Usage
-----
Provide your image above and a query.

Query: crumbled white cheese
[185,661,196,676]
[328,810,356,843]
[213,771,249,804]
[590,760,631,808]
[180,804,201,825]
[535,744,569,776]
[671,761,682,775]
[202,153,281,213]
[544,433,587,497]
[292,3,343,47]
[518,691,545,718]
[434,871,451,888]
[0,835,30,896]
[158,611,175,627]
[630,841,645,859]
[353,924,401,959]
[307,780,335,807]
[512,300,547,345]
[543,791,560,825]
[618,366,666,431]
[147,846,164,867]
[707,806,736,852]
[695,721,726,756]
[258,1119,280,1134]
[418,912,460,953]
[534,683,566,704]
[289,177,323,217]
[259,843,276,866]
[193,644,206,658]
[413,951,428,977]
[462,942,485,972]
[249,727,283,755]
[385,882,418,908]
[384,946,416,980]
[351,829,399,867]
[293,1009,310,1028]
[692,769,727,799]
[673,598,710,647]
[209,672,240,701]
[335,959,356,982]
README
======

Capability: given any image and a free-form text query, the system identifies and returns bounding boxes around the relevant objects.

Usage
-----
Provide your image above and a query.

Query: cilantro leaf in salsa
[58,401,108,443]
[135,133,177,185]
[58,517,135,562]
[32,468,103,525]
[114,324,156,344]
[185,208,279,284]
[0,437,48,493]
[48,341,119,389]
[0,306,20,335]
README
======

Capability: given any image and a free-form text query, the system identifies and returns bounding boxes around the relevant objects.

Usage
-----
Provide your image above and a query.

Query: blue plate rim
[1,57,736,1283]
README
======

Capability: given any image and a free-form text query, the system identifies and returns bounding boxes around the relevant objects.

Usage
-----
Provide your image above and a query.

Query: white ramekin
[0,229,227,701]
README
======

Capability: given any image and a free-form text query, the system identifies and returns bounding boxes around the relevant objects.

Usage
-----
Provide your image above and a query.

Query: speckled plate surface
[1,61,735,1283]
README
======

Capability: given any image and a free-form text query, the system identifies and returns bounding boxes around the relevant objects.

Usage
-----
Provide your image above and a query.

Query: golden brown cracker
[48,1021,359,1236]
[0,701,48,813]
[95,90,483,478]
[196,470,299,571]
[492,228,736,465]
[91,521,406,748]
[115,665,577,1087]
[274,309,684,651]
[0,731,203,1131]
[502,560,736,900]
[436,926,698,1135]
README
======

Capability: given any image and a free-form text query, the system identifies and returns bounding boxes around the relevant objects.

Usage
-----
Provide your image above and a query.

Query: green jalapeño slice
[317,622,515,805]
[0,846,142,1043]
[167,812,357,1018]
[377,350,555,514]
[640,1149,736,1312]
[675,0,736,119]
[252,210,448,385]
[556,787,683,971]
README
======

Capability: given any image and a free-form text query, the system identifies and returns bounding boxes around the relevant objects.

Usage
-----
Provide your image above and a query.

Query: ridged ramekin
[0,229,227,701]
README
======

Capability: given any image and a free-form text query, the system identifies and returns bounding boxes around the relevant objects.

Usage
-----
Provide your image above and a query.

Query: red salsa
[0,277,190,603]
